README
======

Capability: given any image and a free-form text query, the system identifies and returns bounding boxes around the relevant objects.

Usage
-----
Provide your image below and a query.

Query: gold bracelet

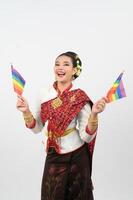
[88,114,98,122]
[23,112,32,118]
[23,112,34,124]
[88,114,98,128]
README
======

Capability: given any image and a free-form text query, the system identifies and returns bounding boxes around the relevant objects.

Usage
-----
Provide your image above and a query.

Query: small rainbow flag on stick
[106,71,126,103]
[11,64,26,95]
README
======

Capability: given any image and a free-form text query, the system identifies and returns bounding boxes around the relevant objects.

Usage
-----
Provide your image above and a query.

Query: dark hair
[57,51,82,79]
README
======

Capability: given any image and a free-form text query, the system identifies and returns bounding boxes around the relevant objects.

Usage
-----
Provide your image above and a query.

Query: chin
[57,79,67,84]
[56,75,72,84]
[56,77,66,83]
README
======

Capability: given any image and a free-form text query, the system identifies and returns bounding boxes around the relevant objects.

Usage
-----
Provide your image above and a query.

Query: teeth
[57,73,65,75]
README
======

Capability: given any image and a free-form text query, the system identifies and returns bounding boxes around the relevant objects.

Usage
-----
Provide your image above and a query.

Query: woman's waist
[46,129,84,154]
[47,142,85,155]
[45,127,77,138]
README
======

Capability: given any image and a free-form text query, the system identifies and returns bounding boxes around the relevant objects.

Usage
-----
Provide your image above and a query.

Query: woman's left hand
[92,97,108,114]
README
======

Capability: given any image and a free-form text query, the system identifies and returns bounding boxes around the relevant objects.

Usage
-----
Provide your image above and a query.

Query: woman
[16,51,106,200]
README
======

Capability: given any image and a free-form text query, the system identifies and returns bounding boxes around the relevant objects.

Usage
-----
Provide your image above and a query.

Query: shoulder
[71,85,90,98]
[71,84,88,95]
[72,86,93,108]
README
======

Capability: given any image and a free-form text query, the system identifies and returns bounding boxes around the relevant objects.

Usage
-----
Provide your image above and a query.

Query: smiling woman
[16,51,107,200]
[55,56,76,82]
[54,52,82,92]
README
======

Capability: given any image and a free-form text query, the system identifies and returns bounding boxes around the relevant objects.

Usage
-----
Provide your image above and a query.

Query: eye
[64,63,70,66]
[55,63,60,66]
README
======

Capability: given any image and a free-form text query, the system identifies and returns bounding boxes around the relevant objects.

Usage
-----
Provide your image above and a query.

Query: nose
[56,65,64,70]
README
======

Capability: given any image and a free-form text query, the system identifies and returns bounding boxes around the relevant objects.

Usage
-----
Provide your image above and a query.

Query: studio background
[0,0,132,199]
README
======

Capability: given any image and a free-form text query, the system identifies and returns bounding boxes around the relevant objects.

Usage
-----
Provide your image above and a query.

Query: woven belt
[45,127,76,138]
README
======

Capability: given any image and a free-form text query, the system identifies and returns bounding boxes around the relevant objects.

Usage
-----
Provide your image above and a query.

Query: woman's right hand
[16,95,30,114]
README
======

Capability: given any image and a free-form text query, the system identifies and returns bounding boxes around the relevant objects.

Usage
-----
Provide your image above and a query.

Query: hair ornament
[76,59,82,76]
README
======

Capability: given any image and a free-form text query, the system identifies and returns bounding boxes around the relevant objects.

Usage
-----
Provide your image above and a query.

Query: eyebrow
[64,61,70,64]
[55,61,70,64]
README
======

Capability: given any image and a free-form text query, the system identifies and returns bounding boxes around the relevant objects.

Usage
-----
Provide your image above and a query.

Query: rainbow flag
[11,65,26,95]
[106,72,126,103]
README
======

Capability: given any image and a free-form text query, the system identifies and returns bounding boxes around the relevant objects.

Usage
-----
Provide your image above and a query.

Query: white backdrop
[0,0,133,199]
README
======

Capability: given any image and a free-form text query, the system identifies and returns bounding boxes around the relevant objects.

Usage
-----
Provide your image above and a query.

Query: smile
[57,72,66,77]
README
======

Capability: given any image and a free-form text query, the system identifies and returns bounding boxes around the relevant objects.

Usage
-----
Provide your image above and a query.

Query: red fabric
[53,81,73,95]
[88,136,97,155]
[86,125,97,135]
[40,82,96,159]
[40,89,90,136]
[40,83,92,153]
[26,118,36,129]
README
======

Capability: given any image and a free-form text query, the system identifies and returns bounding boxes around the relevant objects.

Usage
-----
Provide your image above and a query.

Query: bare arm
[87,97,107,133]
[16,95,35,128]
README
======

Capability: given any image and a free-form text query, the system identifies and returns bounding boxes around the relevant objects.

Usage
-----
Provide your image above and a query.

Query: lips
[57,71,66,77]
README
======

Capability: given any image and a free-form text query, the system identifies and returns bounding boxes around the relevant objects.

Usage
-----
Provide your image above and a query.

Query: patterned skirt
[41,143,94,200]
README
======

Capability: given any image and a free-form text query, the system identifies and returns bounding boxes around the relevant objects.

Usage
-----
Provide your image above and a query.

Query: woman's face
[54,55,77,84]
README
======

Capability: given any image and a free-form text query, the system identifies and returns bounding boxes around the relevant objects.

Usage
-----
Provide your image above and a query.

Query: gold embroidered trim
[45,127,76,138]
[51,97,62,109]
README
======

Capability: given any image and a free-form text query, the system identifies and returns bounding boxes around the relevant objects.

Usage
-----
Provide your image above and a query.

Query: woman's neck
[57,81,72,93]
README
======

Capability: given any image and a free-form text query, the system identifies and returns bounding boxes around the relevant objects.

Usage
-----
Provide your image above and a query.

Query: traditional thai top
[28,82,97,155]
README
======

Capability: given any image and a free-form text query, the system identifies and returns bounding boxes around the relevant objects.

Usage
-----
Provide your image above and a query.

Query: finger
[17,95,27,103]
[97,103,105,111]
[97,104,104,110]
[97,100,105,107]
[102,97,109,103]
[16,103,26,109]
[100,102,106,107]
[16,102,23,108]
[100,98,106,104]
[17,95,23,101]
[17,98,24,104]
[99,98,107,107]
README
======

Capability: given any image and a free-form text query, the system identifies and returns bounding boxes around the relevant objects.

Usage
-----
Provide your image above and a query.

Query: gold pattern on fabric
[51,97,62,109]
[70,95,76,102]
[45,127,76,137]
